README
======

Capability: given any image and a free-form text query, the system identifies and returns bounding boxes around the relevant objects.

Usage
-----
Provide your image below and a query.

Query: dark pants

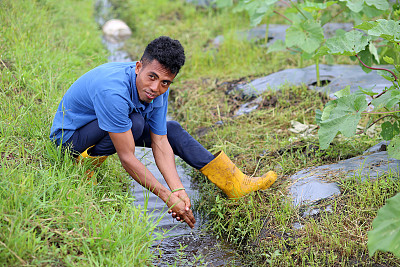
[62,112,214,170]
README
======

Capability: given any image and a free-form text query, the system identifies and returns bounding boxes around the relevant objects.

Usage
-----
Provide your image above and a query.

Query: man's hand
[168,189,191,221]
[109,131,195,227]
[173,189,191,209]
[166,193,196,228]
[149,132,195,227]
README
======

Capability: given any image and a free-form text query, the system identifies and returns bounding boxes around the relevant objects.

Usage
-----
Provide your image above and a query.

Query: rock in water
[102,19,132,43]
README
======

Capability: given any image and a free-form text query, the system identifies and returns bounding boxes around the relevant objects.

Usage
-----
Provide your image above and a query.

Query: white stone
[102,19,132,43]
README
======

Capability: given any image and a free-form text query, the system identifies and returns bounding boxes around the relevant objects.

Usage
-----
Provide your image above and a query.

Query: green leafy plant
[368,192,400,257]
[213,0,391,85]
[316,19,400,258]
[316,19,400,159]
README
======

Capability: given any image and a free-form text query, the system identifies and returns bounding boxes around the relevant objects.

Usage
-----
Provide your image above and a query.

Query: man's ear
[135,61,142,75]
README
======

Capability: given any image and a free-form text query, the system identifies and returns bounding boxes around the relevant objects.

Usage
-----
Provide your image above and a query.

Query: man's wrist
[171,188,185,193]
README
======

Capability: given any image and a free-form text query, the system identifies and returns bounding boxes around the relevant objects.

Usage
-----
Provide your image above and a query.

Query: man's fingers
[182,210,196,228]
[184,215,195,228]
[184,198,191,209]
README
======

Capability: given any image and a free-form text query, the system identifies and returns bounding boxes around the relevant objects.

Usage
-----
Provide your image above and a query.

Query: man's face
[135,59,176,103]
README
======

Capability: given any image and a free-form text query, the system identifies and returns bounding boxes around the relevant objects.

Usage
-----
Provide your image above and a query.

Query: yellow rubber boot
[76,146,108,184]
[200,151,277,199]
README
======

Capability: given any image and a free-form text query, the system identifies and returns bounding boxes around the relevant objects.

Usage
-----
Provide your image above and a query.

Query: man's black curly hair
[141,36,185,75]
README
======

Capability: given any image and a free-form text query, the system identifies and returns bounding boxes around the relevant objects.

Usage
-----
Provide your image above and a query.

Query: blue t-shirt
[50,62,169,144]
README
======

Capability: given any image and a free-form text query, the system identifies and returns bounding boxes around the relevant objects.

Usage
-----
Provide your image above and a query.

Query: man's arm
[149,131,193,222]
[109,130,195,228]
[149,131,191,204]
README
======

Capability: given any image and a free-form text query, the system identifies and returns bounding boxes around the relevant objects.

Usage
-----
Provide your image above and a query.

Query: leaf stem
[286,47,300,53]
[362,110,400,115]
[289,0,308,20]
[316,57,320,87]
[322,8,345,26]
[368,89,389,106]
[356,114,396,135]
[265,19,270,44]
[273,10,293,24]
[355,54,398,81]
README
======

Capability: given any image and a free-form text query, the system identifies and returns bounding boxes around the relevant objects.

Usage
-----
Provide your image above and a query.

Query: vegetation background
[1,0,399,265]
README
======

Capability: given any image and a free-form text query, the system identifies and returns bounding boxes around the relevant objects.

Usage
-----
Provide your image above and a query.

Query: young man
[50,36,277,228]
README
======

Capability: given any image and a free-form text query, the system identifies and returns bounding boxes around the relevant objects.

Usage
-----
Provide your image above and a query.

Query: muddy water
[95,1,241,265]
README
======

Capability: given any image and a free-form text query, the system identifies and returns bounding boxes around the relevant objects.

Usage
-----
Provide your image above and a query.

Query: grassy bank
[112,0,400,265]
[0,0,159,265]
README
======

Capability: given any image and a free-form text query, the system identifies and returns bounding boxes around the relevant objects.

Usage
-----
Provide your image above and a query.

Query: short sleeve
[147,90,169,135]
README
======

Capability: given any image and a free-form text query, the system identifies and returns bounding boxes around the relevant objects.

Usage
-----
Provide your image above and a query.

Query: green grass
[0,0,161,265]
[111,0,400,265]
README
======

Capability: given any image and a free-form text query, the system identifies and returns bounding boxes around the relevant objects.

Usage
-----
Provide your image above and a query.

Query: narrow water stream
[133,148,239,265]
[94,1,242,265]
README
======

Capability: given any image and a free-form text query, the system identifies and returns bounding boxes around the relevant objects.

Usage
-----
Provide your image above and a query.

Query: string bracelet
[171,188,185,193]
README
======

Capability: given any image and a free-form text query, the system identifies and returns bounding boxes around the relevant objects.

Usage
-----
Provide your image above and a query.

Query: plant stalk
[355,54,398,80]
[362,110,400,115]
[316,57,320,87]
[273,10,293,24]
[323,8,345,26]
[356,114,396,135]
[299,54,303,68]
[289,0,308,20]
[265,19,270,45]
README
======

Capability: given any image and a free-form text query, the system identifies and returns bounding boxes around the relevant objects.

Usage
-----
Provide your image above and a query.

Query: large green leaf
[365,0,389,10]
[300,1,337,12]
[339,0,365,12]
[312,45,330,59]
[286,21,324,54]
[326,30,370,55]
[358,49,373,73]
[362,5,386,18]
[371,89,398,109]
[334,85,351,98]
[355,21,376,31]
[368,192,400,257]
[368,19,400,43]
[385,91,400,108]
[318,95,368,149]
[381,121,400,141]
[321,100,338,121]
[369,42,379,64]
[315,109,323,125]
[340,0,388,12]
[233,0,277,26]
[388,135,400,159]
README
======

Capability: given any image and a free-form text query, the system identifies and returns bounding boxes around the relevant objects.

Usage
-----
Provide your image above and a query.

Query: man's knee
[167,120,185,136]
